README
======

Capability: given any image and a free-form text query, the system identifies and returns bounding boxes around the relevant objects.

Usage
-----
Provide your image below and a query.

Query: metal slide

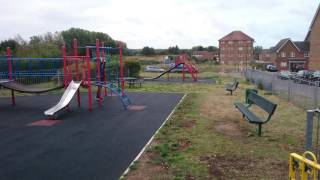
[44,80,82,117]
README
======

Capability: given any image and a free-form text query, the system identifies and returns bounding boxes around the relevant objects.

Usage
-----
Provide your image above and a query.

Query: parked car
[278,71,294,80]
[293,70,314,84]
[144,66,165,73]
[266,64,278,72]
[311,71,320,81]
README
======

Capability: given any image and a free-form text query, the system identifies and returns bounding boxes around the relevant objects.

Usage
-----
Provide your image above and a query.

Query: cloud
[0,0,318,48]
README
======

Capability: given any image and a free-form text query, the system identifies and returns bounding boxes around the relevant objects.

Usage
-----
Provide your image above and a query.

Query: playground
[0,38,317,179]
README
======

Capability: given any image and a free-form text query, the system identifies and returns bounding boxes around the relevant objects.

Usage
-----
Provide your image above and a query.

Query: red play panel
[127,105,146,111]
[27,120,62,127]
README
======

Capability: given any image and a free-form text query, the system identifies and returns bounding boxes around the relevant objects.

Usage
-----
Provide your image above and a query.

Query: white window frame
[304,52,309,57]
[281,52,286,57]
[290,52,295,58]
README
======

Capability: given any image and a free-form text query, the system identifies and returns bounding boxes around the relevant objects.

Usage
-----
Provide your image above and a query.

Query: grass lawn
[123,73,307,179]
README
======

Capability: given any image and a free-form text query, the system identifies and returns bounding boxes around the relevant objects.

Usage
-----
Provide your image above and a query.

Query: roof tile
[219,31,254,41]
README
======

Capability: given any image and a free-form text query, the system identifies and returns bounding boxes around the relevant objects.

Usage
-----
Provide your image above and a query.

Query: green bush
[257,81,264,90]
[124,61,141,78]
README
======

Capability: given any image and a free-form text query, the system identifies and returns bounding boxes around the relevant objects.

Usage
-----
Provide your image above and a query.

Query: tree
[0,39,20,55]
[0,28,121,58]
[141,46,155,56]
[207,46,219,52]
[61,28,116,52]
[192,46,204,51]
[168,45,180,55]
[254,46,263,60]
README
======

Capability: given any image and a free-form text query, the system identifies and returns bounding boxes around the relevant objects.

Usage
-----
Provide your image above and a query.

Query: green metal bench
[225,80,239,95]
[234,92,277,136]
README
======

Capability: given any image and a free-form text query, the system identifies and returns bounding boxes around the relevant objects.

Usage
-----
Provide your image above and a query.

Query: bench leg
[258,124,262,137]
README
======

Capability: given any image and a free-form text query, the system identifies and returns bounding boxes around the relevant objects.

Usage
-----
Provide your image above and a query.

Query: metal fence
[244,69,320,109]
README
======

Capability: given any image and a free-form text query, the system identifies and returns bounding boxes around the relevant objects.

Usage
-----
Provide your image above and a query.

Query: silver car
[144,66,165,72]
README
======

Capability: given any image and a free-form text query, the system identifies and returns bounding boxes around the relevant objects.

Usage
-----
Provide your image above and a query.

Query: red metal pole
[73,38,80,81]
[62,44,68,88]
[95,39,102,105]
[7,47,12,80]
[101,42,107,96]
[86,47,92,111]
[73,38,81,107]
[119,46,125,97]
[7,47,15,105]
[182,63,185,81]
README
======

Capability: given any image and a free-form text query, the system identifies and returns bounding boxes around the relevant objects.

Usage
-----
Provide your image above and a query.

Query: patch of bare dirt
[185,174,196,180]
[200,155,287,180]
[181,120,196,129]
[125,141,170,180]
[176,138,191,152]
[214,122,244,137]
[125,151,167,180]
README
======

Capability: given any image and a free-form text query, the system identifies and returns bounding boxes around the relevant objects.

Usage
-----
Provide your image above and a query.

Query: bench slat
[234,102,263,123]
[247,93,277,115]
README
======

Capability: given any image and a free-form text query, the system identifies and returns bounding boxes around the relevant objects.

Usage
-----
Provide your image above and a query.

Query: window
[228,41,233,44]
[239,47,243,51]
[281,62,287,67]
[290,52,295,57]
[221,41,225,44]
[281,52,286,57]
[304,52,309,57]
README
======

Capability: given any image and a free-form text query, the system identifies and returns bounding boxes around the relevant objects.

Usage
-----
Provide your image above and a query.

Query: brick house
[268,38,309,71]
[259,49,272,63]
[219,31,254,64]
[306,4,320,70]
[192,51,219,61]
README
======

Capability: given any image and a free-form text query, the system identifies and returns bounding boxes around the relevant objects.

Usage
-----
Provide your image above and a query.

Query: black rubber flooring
[0,92,183,180]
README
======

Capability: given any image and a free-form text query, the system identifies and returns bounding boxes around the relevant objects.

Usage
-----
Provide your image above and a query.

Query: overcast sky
[0,0,318,49]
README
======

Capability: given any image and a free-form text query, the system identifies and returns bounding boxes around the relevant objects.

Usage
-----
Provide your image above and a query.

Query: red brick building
[306,4,320,70]
[219,31,254,64]
[268,38,309,71]
[259,49,272,63]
